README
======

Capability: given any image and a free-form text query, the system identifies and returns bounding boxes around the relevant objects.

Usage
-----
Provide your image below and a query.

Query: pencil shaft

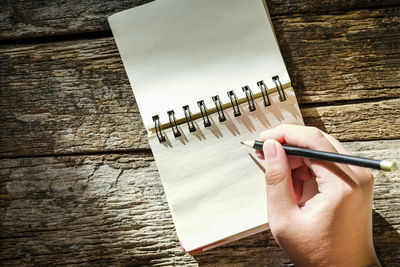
[253,141,381,169]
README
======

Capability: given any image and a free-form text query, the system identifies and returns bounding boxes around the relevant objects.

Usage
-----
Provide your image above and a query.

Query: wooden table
[0,1,399,266]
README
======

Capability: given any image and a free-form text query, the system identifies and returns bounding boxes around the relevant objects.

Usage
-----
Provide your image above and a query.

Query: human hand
[257,124,380,267]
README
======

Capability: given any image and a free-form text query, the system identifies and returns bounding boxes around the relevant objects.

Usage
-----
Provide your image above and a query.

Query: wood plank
[1,0,397,40]
[1,5,399,157]
[302,98,400,142]
[0,140,399,266]
[0,6,400,103]
[2,5,399,104]
[275,7,400,103]
[267,0,399,15]
[1,63,399,158]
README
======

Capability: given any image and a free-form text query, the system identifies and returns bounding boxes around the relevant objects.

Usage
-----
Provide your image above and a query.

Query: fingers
[257,150,304,170]
[292,166,313,203]
[260,124,355,195]
[260,124,338,153]
[292,165,313,182]
[292,178,304,203]
[263,140,298,220]
[321,132,351,155]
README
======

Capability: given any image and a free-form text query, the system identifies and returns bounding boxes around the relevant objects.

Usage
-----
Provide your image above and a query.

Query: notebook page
[148,88,303,251]
[108,0,289,129]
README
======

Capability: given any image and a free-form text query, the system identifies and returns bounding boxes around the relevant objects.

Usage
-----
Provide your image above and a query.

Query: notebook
[108,0,304,254]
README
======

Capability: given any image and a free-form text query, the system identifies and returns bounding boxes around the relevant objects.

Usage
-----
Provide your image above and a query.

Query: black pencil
[241,140,397,172]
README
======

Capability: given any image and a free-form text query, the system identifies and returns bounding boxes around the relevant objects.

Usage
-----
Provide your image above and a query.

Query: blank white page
[108,0,290,129]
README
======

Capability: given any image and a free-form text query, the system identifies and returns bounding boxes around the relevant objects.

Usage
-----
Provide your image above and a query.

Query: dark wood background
[0,0,399,266]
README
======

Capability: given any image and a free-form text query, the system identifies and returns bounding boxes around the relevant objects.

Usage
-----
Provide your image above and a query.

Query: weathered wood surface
[0,140,399,266]
[1,82,399,157]
[2,6,399,103]
[1,0,399,266]
[275,7,400,103]
[1,35,399,157]
[1,0,398,40]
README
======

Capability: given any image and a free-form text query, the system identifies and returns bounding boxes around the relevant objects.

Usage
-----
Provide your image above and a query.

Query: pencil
[241,140,397,172]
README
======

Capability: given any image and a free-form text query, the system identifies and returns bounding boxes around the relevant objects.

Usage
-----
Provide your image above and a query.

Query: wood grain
[275,6,400,103]
[1,1,399,266]
[0,0,153,40]
[302,98,400,142]
[0,140,399,266]
[1,36,399,157]
[2,6,399,104]
[1,0,398,40]
[0,80,399,157]
[267,0,399,15]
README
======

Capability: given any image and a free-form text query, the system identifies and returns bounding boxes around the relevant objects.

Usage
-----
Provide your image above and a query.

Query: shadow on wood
[193,231,290,266]
[373,210,400,266]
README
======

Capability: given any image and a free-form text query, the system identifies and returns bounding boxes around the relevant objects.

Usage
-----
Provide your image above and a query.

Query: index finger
[260,124,357,196]
[260,124,338,153]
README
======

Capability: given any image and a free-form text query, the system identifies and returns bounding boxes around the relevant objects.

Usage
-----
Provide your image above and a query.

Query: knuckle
[275,123,290,132]
[359,171,375,189]
[334,184,355,204]
[277,123,289,129]
[308,126,324,139]
[341,184,355,196]
[366,172,374,184]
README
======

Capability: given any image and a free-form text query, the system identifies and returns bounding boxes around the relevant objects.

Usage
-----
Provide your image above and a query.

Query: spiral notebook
[109,0,304,254]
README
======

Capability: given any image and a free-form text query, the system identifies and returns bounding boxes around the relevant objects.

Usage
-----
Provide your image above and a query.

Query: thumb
[264,139,297,219]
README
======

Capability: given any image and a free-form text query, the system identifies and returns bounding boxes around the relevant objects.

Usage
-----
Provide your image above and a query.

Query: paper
[148,89,303,251]
[109,0,290,129]
[108,0,303,252]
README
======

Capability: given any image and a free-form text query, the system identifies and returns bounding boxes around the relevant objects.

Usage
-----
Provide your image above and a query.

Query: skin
[256,124,381,267]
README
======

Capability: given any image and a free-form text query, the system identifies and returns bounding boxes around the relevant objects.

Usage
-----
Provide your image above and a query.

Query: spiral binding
[153,75,287,142]
[242,86,256,112]
[152,115,166,142]
[257,80,271,107]
[272,75,286,102]
[183,105,196,132]
[197,100,211,128]
[227,90,241,117]
[212,95,226,122]
[167,110,181,138]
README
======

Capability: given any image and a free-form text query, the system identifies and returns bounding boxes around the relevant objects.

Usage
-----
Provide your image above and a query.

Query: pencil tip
[241,141,255,148]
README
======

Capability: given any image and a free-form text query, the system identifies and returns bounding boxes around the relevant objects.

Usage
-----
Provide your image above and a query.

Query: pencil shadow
[249,153,265,173]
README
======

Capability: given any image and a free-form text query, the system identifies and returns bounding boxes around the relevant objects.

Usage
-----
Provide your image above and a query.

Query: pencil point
[241,141,255,148]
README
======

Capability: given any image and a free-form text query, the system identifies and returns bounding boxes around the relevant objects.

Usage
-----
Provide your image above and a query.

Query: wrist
[287,243,380,267]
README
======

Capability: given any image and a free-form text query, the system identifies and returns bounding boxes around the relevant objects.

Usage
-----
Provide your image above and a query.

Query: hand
[257,124,380,267]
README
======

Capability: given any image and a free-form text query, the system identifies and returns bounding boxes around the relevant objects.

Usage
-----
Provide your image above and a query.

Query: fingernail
[264,140,277,162]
